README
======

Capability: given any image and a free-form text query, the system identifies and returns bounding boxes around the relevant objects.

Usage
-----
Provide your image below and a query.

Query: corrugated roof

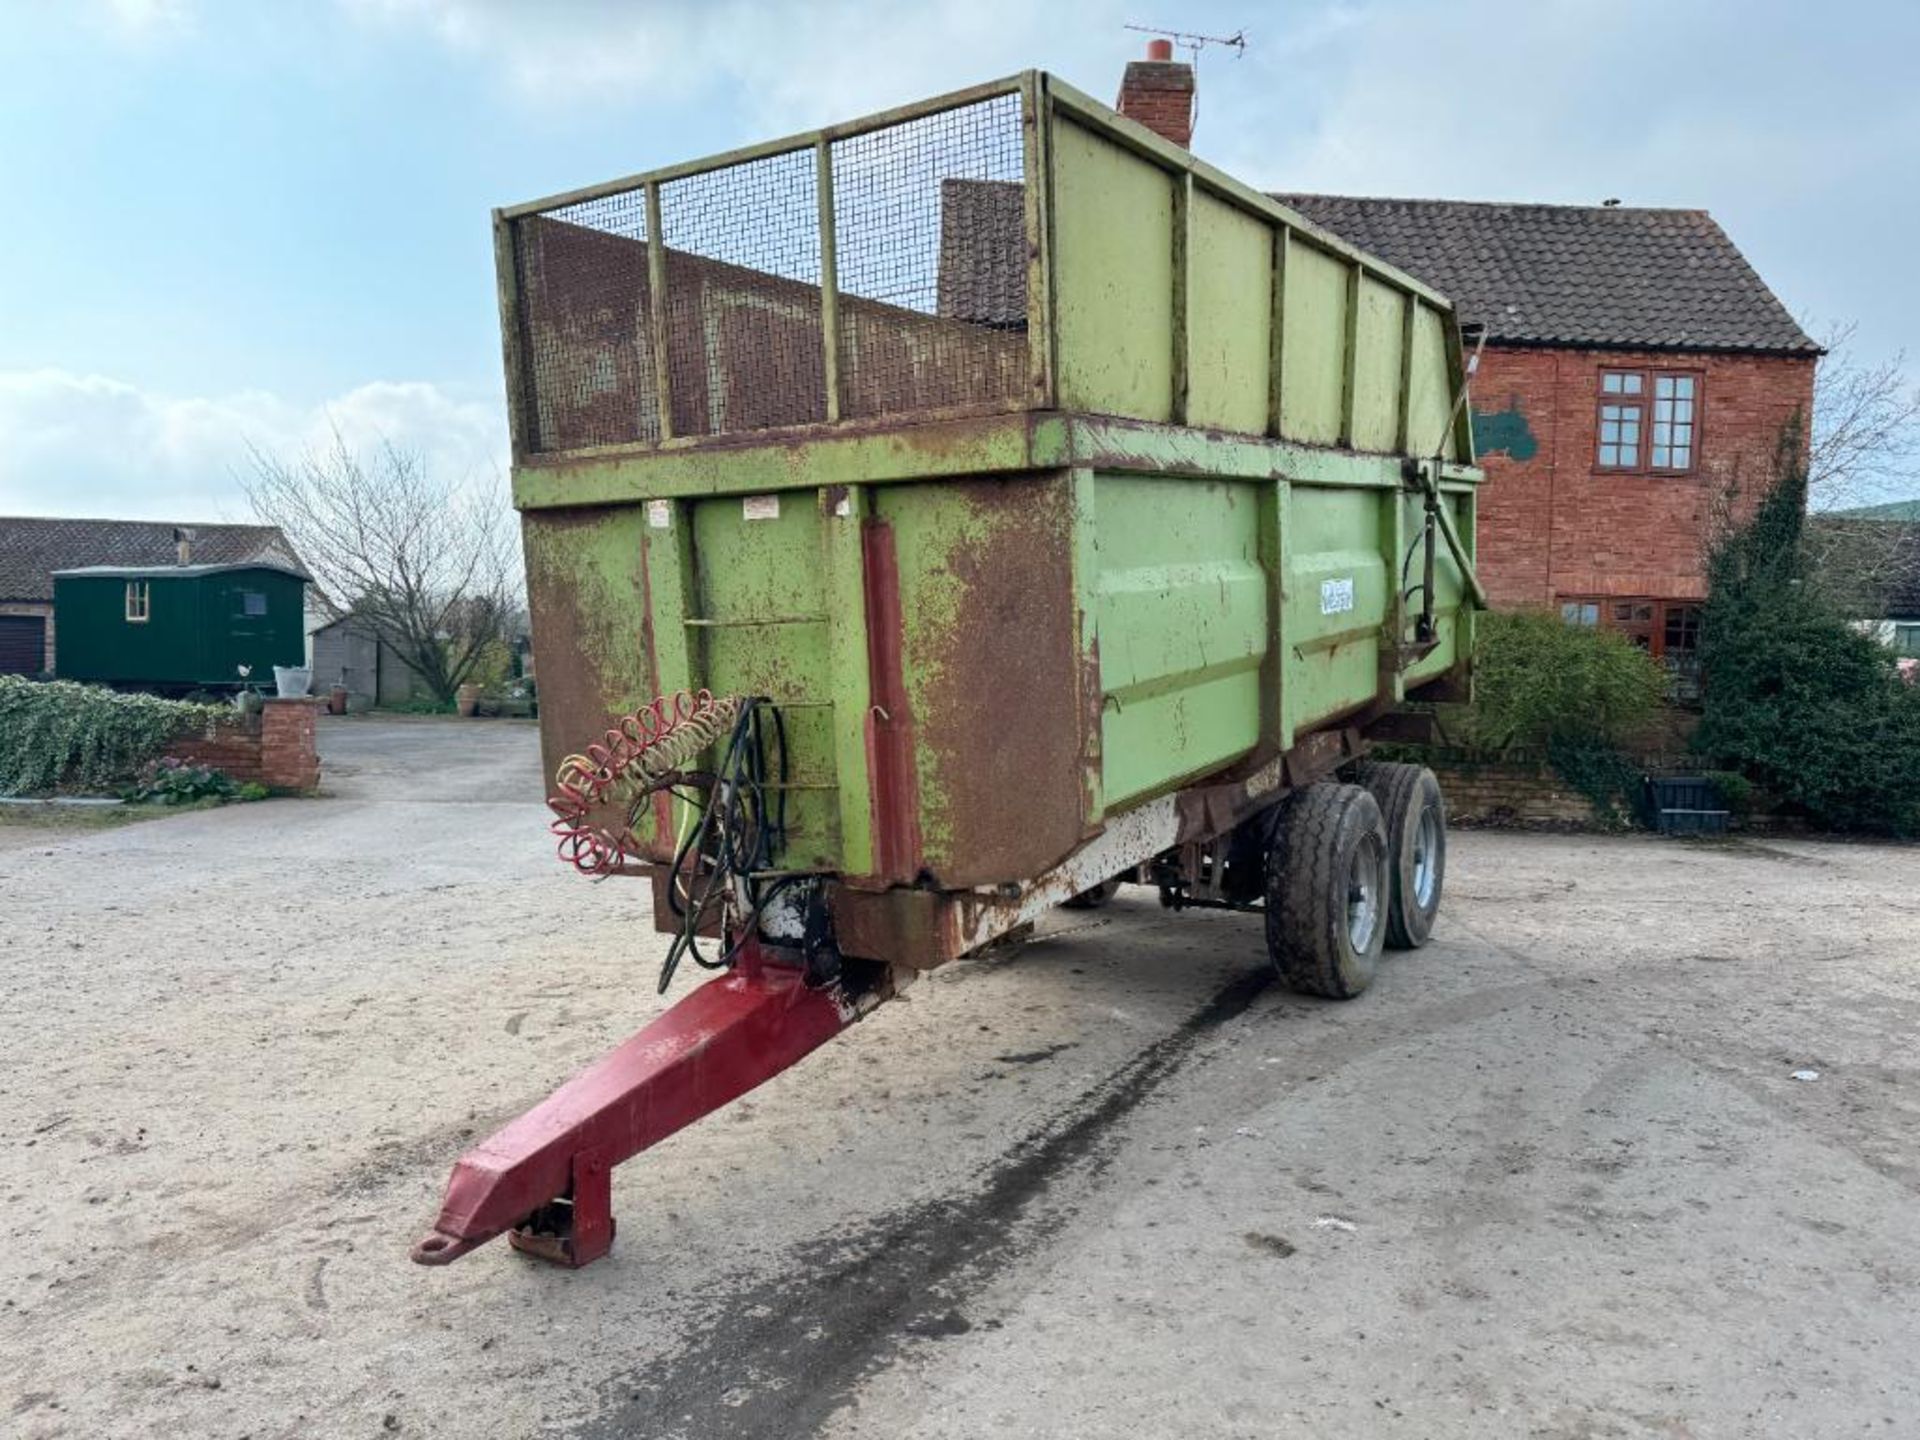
[0,517,309,602]
[52,561,308,581]
[1275,195,1820,355]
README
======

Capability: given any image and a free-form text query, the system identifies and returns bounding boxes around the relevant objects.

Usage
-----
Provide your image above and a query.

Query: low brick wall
[169,698,321,794]
[1426,755,1599,826]
[1419,748,1704,829]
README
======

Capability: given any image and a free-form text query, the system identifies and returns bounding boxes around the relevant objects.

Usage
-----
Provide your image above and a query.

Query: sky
[1,0,1916,522]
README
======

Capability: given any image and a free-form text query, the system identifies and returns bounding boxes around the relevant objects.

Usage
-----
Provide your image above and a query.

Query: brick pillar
[260,698,322,793]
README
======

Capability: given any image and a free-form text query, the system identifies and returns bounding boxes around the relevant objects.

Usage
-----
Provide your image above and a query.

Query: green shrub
[1462,609,1669,754]
[0,677,225,797]
[123,757,237,806]
[1546,736,1651,829]
[1694,417,1920,834]
[1702,769,1755,817]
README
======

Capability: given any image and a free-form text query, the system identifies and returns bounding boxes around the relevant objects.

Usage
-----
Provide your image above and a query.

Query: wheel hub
[1346,834,1385,951]
[1412,805,1440,909]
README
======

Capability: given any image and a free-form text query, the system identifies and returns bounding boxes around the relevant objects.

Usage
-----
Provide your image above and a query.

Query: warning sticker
[646,499,672,529]
[1320,577,1356,615]
[742,494,780,522]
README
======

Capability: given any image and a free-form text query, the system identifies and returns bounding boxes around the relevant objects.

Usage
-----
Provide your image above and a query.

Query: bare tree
[1810,322,1920,509]
[1794,325,1920,618]
[244,431,519,703]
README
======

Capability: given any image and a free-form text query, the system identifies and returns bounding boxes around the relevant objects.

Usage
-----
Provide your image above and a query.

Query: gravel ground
[2,717,1917,1439]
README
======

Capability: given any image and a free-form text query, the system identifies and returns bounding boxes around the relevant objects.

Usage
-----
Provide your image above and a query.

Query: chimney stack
[174,526,195,566]
[1117,38,1195,148]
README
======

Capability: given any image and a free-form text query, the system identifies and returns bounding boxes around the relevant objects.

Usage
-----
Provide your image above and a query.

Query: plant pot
[273,666,313,698]
[328,685,349,715]
[456,683,481,718]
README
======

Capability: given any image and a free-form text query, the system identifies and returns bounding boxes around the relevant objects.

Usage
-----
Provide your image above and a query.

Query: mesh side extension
[508,89,1031,454]
[659,149,826,437]
[513,188,660,454]
[831,94,1028,420]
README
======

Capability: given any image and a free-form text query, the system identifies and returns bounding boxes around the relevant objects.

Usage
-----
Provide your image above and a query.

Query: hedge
[0,676,226,797]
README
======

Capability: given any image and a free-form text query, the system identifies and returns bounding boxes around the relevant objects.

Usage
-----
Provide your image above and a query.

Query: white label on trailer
[742,494,780,522]
[645,499,672,530]
[1320,577,1356,615]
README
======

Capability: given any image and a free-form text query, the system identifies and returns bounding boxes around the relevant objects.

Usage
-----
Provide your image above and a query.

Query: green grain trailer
[51,562,306,692]
[414,72,1485,1270]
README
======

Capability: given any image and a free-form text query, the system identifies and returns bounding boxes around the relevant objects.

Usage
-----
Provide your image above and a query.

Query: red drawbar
[411,946,855,1267]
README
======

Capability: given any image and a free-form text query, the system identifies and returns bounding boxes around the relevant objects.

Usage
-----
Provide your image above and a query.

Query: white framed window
[1561,600,1600,627]
[125,580,150,623]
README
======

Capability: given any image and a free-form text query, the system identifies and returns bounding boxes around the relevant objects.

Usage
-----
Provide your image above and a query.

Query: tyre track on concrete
[577,964,1277,1440]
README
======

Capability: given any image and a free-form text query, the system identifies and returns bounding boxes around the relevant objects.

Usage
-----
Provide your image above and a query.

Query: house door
[0,615,46,675]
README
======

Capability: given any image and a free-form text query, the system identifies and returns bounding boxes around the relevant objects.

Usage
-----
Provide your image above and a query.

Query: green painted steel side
[1092,473,1265,806]
[1050,117,1176,423]
[519,443,1472,886]
[1044,113,1466,459]
[52,568,304,687]
[1185,191,1272,435]
[687,492,842,871]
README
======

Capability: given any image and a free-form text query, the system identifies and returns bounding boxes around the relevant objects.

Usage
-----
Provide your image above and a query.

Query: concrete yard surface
[2,717,1917,1438]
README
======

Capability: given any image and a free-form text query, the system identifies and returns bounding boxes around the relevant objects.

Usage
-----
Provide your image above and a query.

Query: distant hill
[1829,499,1920,522]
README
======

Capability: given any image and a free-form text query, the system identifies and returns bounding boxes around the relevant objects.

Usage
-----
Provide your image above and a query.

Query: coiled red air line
[546,689,742,876]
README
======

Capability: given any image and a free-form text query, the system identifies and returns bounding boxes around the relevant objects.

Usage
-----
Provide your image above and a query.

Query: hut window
[125,581,150,623]
[237,590,268,617]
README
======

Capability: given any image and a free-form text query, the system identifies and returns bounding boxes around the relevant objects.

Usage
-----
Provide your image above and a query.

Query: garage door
[0,615,47,675]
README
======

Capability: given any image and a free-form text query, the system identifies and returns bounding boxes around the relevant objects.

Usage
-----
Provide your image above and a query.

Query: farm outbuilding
[308,613,433,709]
[0,516,311,678]
[52,561,307,691]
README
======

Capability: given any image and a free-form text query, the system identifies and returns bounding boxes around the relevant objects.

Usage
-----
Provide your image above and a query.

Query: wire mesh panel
[831,93,1028,420]
[513,189,660,453]
[507,85,1033,455]
[659,148,826,437]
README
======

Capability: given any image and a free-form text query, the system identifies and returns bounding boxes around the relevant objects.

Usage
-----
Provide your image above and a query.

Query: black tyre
[1354,761,1447,950]
[1061,877,1122,910]
[1264,783,1390,999]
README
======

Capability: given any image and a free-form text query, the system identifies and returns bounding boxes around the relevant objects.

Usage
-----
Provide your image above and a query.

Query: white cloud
[0,370,507,523]
[88,0,195,41]
[336,0,1127,130]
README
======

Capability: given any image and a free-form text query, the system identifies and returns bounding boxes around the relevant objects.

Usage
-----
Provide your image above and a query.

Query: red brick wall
[1468,346,1816,608]
[1116,60,1194,147]
[169,698,320,793]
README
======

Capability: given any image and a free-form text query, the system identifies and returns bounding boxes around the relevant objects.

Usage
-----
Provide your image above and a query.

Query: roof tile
[1276,195,1819,354]
[0,517,308,602]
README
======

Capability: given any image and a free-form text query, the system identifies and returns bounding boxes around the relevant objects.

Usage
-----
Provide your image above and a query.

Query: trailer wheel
[1061,878,1122,909]
[1264,784,1389,999]
[1354,761,1447,950]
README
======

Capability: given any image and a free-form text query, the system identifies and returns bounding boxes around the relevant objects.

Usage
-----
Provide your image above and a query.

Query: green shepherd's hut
[53,560,307,692]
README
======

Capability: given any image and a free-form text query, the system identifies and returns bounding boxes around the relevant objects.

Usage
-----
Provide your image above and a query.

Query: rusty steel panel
[877,474,1094,889]
[520,507,661,840]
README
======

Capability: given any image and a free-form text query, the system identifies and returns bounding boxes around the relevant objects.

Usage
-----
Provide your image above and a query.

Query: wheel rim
[1346,833,1386,952]
[1411,804,1440,910]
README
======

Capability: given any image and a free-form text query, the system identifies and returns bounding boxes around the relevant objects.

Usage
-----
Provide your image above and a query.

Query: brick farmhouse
[1118,49,1821,675]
